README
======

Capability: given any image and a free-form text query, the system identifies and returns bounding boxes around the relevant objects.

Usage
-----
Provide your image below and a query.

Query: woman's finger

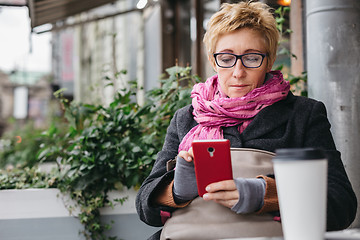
[203,180,239,209]
[188,147,194,157]
[203,189,239,201]
[178,149,193,162]
[206,180,236,193]
[203,189,239,209]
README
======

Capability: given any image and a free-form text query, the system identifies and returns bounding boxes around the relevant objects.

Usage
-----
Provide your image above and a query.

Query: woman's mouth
[230,84,248,89]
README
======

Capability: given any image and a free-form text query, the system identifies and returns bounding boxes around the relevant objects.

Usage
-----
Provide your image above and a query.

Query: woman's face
[211,28,273,98]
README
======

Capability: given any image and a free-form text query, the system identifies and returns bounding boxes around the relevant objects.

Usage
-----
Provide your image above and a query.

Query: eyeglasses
[213,52,266,68]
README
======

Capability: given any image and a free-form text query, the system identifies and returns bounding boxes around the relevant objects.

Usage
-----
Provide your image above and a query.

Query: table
[221,228,360,240]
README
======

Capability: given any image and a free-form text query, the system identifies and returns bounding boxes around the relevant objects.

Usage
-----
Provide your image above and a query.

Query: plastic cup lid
[273,148,326,161]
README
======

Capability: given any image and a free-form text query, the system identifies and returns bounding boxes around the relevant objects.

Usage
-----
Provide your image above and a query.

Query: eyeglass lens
[215,53,264,68]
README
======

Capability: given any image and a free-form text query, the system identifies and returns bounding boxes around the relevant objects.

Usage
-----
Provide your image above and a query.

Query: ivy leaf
[132,146,141,153]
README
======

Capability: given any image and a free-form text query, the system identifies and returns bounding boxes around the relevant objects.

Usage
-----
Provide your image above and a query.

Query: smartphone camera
[207,147,215,157]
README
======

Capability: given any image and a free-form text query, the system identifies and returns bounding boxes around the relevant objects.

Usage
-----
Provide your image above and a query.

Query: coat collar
[240,92,296,141]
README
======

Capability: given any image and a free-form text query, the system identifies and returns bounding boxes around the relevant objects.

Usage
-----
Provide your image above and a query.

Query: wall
[0,188,160,240]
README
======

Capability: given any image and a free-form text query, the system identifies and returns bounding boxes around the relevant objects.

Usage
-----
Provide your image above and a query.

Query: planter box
[0,188,160,240]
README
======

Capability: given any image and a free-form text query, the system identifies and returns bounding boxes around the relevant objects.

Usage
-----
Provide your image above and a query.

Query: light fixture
[136,0,148,9]
[277,0,291,6]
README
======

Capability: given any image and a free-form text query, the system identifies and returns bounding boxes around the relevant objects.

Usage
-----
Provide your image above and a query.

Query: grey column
[306,0,360,228]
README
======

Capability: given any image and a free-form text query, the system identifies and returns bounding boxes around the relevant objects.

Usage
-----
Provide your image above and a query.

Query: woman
[136,1,357,239]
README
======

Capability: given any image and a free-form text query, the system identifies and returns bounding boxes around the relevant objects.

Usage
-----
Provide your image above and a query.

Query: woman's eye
[220,58,232,63]
[219,56,234,63]
[244,55,260,62]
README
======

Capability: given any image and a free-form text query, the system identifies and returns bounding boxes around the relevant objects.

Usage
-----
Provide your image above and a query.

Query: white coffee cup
[273,148,328,240]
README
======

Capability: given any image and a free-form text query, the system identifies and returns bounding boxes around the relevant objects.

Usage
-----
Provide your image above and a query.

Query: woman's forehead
[215,29,267,53]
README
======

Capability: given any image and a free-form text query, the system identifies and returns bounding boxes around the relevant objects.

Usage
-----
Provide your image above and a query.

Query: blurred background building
[0,0,293,129]
[26,0,292,105]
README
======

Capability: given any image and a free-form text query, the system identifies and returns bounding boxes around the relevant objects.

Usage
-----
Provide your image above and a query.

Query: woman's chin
[227,90,249,98]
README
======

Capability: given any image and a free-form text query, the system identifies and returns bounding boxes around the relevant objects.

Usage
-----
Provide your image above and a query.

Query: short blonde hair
[203,1,279,69]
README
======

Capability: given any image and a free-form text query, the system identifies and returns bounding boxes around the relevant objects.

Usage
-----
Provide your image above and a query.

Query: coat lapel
[241,92,296,141]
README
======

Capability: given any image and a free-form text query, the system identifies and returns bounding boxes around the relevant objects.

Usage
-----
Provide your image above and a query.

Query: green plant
[40,88,147,239]
[0,117,67,169]
[0,166,58,190]
[275,6,294,59]
[286,71,307,97]
[0,121,41,168]
[35,66,198,240]
[274,6,307,96]
[143,66,201,150]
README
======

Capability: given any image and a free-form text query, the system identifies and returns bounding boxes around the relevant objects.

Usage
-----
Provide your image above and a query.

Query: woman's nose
[232,59,246,78]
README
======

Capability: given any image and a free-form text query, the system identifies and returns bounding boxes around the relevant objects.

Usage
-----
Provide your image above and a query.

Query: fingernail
[203,194,209,200]
[187,156,192,161]
[206,186,210,192]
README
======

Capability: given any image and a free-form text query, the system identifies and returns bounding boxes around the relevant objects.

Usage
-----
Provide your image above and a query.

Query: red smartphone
[191,139,233,197]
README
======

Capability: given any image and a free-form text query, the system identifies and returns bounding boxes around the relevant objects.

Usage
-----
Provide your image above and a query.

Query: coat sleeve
[304,100,357,230]
[135,106,193,227]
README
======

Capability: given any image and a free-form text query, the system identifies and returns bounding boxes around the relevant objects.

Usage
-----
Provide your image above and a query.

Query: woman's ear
[209,55,217,72]
[267,58,276,72]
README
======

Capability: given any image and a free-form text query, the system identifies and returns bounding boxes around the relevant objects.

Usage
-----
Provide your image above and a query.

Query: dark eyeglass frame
[213,52,267,69]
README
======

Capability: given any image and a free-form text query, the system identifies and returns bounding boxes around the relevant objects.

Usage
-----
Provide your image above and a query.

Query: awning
[28,0,117,29]
[0,0,26,6]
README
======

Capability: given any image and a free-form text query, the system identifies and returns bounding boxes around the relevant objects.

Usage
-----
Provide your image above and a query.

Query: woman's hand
[177,149,239,208]
[173,148,198,202]
[178,148,194,162]
[203,180,239,209]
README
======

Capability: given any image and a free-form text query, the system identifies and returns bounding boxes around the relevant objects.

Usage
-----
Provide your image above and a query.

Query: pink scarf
[178,70,290,152]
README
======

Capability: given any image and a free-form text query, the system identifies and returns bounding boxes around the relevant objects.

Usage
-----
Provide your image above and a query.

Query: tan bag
[160,148,283,240]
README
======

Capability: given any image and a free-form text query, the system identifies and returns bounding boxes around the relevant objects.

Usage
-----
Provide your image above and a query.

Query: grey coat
[136,92,357,233]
